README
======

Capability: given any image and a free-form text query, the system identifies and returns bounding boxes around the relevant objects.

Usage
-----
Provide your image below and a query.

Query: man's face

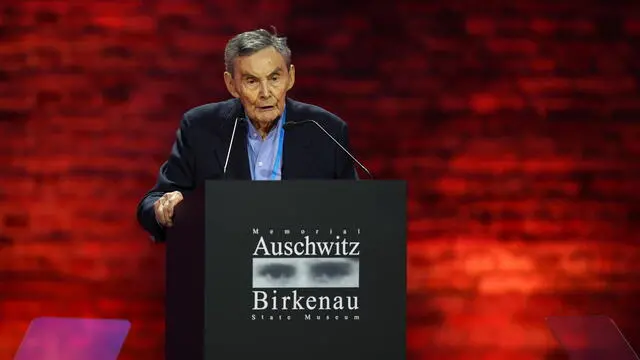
[224,46,295,125]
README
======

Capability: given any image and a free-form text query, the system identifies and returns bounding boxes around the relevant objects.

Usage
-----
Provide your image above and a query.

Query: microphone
[283,120,373,179]
[223,117,245,176]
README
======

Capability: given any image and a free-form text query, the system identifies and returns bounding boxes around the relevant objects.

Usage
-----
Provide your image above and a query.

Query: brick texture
[1,0,640,359]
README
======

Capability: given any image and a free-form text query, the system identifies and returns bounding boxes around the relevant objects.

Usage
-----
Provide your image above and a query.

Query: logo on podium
[250,227,361,321]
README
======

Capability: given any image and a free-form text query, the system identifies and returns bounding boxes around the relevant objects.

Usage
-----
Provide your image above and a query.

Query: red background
[1,0,640,359]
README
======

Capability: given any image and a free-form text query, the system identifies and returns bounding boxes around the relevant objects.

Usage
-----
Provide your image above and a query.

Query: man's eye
[310,262,352,281]
[259,264,295,280]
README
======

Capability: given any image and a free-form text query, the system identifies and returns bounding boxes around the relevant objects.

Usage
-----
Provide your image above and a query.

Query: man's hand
[153,191,184,227]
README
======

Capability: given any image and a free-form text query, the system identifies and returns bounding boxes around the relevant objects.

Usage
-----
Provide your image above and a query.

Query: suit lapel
[228,120,251,179]
[281,98,312,179]
[215,99,251,180]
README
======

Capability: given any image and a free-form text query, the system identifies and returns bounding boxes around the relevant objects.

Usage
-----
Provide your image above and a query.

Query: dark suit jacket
[136,97,358,241]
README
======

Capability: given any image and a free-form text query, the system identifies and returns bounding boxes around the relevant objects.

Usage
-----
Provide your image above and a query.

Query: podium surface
[166,180,406,360]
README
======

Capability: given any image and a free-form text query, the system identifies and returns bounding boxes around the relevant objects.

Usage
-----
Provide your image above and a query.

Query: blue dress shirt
[246,108,285,181]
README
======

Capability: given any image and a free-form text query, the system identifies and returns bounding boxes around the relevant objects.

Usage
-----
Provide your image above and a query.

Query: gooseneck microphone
[283,120,373,179]
[223,117,245,176]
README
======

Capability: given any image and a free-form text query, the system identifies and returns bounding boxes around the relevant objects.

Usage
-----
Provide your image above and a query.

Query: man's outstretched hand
[153,191,184,227]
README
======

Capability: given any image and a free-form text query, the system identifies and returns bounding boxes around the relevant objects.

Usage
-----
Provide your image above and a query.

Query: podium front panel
[204,180,406,360]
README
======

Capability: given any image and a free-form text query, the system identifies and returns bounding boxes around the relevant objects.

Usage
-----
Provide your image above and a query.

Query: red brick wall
[1,1,639,359]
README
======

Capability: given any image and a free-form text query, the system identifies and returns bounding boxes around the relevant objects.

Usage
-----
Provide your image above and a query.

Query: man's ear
[287,64,295,91]
[224,71,239,98]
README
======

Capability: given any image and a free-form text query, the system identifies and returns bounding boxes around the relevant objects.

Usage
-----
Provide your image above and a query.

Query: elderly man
[136,28,358,242]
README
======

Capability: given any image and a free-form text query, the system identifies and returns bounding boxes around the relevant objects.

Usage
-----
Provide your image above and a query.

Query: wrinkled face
[224,47,295,125]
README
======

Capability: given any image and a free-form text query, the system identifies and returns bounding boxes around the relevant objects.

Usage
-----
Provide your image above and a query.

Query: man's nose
[258,81,270,98]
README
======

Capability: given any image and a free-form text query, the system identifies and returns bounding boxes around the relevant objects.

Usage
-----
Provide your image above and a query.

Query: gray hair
[224,28,292,75]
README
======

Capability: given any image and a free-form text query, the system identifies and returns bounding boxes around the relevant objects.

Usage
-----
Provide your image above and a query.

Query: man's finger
[166,203,175,220]
[168,192,183,204]
[166,192,183,220]
[156,202,168,225]
[166,197,179,219]
[162,201,171,226]
[165,196,178,226]
[156,196,171,225]
[163,195,174,217]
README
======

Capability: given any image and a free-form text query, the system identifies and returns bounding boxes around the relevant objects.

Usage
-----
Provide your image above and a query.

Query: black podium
[165,180,406,360]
